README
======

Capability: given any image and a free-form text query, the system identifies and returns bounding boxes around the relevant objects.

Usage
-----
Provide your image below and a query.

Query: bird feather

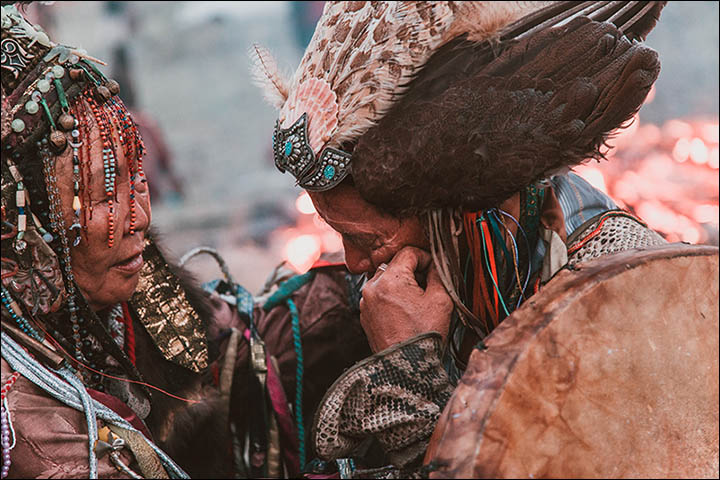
[248,44,290,110]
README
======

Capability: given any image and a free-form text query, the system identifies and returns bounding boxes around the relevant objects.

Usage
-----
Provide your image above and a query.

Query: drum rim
[427,243,719,477]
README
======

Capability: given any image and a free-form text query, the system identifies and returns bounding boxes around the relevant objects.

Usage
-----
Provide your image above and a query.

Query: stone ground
[42,1,719,292]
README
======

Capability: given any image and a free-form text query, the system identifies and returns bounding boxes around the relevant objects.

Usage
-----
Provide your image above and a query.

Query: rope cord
[1,331,189,478]
[478,216,500,320]
[490,210,524,306]
[262,272,315,311]
[258,272,314,470]
[287,298,305,470]
[493,212,522,296]
[498,209,533,308]
[479,216,510,319]
[463,212,494,330]
[486,210,514,283]
[56,366,99,478]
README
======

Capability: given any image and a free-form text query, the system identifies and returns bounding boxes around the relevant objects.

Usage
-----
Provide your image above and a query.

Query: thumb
[424,263,447,295]
[391,246,433,275]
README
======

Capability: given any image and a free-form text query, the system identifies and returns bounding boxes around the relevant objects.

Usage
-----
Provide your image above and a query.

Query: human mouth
[112,252,144,274]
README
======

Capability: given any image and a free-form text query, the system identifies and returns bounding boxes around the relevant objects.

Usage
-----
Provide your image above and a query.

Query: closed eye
[344,232,381,250]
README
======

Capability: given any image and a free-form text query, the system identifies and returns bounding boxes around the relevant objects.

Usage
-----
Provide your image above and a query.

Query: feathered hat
[252,1,665,216]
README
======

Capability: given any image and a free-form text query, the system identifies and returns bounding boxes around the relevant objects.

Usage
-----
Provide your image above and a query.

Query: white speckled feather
[253,1,553,153]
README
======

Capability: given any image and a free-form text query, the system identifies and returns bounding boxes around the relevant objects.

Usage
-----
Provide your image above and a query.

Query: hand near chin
[359,246,454,353]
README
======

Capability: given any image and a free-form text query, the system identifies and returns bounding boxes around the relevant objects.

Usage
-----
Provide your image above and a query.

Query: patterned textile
[130,239,208,373]
[531,172,618,274]
[312,333,453,469]
[0,165,66,316]
[567,211,667,265]
[551,172,618,236]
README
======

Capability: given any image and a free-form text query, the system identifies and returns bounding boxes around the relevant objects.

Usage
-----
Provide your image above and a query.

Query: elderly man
[252,1,668,476]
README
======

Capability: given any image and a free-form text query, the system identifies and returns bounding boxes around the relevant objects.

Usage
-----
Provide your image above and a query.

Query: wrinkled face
[55,100,151,311]
[309,183,429,275]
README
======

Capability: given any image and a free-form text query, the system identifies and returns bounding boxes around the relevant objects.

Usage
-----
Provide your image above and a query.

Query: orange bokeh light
[283,233,322,273]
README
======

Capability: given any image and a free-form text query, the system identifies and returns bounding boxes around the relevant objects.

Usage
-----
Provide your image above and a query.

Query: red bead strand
[0,372,21,401]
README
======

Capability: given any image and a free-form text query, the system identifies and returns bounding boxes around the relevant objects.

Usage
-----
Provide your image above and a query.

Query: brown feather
[352,11,663,216]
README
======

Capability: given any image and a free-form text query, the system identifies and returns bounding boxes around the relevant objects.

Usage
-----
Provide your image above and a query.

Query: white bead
[52,65,65,78]
[11,119,25,132]
[37,79,51,93]
[25,100,39,114]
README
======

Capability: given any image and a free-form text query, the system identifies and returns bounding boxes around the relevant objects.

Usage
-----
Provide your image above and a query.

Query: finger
[424,263,444,291]
[386,246,432,276]
[424,264,451,301]
[365,264,388,288]
[366,247,431,287]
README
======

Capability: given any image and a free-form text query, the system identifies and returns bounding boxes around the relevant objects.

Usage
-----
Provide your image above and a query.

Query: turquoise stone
[284,141,293,156]
[324,165,335,179]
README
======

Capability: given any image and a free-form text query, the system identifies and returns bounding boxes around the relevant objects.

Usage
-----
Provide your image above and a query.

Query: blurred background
[23,1,719,292]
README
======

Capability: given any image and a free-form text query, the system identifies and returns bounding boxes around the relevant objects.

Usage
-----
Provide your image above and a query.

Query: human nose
[342,238,372,274]
[125,187,151,236]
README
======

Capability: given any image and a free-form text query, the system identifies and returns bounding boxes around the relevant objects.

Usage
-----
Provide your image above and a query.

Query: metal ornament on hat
[272,114,352,192]
[273,113,315,181]
[271,77,351,192]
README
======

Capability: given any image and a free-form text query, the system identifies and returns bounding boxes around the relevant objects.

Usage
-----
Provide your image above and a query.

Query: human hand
[359,246,454,353]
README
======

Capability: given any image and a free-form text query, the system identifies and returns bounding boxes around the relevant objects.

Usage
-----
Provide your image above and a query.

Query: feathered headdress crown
[252,1,665,211]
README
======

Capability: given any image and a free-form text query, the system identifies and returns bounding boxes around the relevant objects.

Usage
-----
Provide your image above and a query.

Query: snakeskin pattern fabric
[567,212,667,266]
[312,332,454,468]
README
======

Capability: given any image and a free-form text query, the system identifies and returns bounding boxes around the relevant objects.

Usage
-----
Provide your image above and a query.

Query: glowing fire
[281,192,343,273]
[283,233,322,273]
[295,192,316,215]
[576,116,719,245]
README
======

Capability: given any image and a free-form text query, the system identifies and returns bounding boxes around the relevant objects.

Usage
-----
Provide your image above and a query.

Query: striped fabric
[531,173,617,273]
[550,173,617,236]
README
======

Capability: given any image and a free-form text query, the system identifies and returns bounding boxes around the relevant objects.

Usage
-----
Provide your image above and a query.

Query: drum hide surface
[426,244,719,478]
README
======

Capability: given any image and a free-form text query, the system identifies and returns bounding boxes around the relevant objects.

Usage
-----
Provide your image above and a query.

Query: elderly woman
[1,4,369,478]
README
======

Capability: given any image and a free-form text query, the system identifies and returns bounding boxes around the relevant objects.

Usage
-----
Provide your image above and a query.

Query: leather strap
[107,424,169,479]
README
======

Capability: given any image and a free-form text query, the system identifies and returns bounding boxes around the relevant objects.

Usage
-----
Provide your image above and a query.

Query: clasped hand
[359,246,454,352]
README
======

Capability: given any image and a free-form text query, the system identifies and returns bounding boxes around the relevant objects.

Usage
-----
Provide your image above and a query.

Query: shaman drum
[426,244,719,478]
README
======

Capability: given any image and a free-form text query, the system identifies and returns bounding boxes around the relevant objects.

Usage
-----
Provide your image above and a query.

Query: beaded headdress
[1,3,208,381]
[254,1,666,214]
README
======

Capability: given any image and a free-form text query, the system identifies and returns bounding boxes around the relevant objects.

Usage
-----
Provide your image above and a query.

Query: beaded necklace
[1,287,43,342]
[1,372,21,479]
[40,142,84,363]
[68,117,83,247]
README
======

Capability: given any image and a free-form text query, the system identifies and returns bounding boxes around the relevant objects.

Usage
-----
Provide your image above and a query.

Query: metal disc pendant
[58,113,75,131]
[49,130,67,151]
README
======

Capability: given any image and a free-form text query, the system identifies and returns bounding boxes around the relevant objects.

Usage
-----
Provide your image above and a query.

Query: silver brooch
[272,113,351,192]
